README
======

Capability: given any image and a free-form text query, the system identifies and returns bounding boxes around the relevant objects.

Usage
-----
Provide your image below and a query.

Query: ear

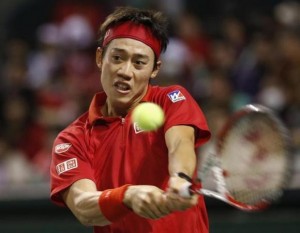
[150,60,162,79]
[96,47,103,69]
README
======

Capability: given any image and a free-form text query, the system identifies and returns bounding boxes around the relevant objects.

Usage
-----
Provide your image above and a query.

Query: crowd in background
[0,0,299,190]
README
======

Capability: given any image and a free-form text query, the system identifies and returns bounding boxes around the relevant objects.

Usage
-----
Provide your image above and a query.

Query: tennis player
[50,6,211,233]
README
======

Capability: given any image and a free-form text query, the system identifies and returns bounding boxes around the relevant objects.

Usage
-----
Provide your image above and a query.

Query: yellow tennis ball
[132,102,165,131]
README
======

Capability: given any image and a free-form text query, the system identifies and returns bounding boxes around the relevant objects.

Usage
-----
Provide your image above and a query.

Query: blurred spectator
[274,1,300,28]
[1,89,45,160]
[222,17,246,57]
[1,39,29,90]
[27,23,62,89]
[275,28,300,150]
[157,37,192,86]
[52,0,106,32]
[177,12,211,63]
[172,12,212,101]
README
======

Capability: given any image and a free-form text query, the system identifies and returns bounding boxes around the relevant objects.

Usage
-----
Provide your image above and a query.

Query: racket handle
[177,172,193,198]
[178,181,193,198]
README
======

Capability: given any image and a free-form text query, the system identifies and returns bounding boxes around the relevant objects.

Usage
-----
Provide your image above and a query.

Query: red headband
[102,21,161,58]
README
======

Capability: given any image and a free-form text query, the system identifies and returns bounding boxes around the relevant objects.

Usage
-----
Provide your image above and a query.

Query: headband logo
[104,29,111,41]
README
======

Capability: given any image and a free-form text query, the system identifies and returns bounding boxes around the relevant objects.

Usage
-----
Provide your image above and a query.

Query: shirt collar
[88,92,106,124]
[141,84,152,102]
[88,85,153,124]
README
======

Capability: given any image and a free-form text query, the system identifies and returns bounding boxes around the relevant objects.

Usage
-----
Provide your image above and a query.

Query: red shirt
[50,85,211,233]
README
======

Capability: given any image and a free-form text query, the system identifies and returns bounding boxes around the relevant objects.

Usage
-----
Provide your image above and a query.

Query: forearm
[68,189,109,226]
[62,179,110,226]
[166,126,197,177]
[168,138,197,177]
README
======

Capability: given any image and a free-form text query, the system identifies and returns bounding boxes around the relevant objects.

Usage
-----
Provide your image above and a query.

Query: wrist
[98,184,132,222]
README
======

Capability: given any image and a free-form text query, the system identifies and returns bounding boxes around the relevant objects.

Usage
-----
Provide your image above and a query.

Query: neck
[102,100,134,117]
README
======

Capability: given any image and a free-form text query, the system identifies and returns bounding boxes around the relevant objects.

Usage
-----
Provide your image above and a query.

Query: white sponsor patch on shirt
[167,90,186,103]
[133,122,144,134]
[56,158,78,175]
[55,143,72,154]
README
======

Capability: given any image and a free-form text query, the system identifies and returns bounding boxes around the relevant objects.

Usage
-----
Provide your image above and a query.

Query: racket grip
[178,181,193,198]
[177,172,193,198]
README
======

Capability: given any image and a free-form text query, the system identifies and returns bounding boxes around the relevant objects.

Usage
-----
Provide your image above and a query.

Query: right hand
[123,185,172,219]
[164,175,199,211]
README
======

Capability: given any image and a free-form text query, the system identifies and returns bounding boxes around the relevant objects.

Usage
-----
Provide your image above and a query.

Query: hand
[123,185,172,219]
[164,175,198,211]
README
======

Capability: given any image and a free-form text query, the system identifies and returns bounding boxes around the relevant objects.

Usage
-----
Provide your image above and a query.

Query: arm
[165,125,197,177]
[62,179,172,225]
[62,179,110,226]
[164,125,199,209]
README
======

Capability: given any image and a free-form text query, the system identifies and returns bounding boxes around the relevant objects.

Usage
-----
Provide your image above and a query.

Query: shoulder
[52,112,94,162]
[150,85,190,100]
[151,84,187,93]
[55,112,89,144]
[150,85,194,104]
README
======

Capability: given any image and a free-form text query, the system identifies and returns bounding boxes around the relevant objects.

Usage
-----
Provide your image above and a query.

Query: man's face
[96,38,160,110]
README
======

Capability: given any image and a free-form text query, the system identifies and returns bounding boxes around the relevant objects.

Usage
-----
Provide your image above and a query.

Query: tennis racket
[178,104,292,211]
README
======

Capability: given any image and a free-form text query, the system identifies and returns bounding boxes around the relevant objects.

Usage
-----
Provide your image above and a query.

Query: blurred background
[0,0,299,232]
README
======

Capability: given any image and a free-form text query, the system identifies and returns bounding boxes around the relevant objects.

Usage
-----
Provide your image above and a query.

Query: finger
[141,203,165,219]
[165,193,184,211]
[138,193,168,219]
[146,193,171,218]
[165,192,198,211]
[156,194,172,215]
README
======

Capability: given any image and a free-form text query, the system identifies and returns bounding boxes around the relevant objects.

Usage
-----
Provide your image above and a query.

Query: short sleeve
[50,128,95,206]
[161,85,211,147]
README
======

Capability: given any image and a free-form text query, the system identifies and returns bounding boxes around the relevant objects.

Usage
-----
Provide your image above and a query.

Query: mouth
[114,81,131,94]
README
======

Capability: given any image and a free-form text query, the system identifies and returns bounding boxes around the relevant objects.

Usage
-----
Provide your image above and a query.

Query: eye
[112,55,122,61]
[133,61,146,70]
[135,60,146,66]
[133,55,149,67]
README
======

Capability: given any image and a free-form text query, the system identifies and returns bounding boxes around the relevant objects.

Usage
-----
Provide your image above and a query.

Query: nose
[117,61,133,80]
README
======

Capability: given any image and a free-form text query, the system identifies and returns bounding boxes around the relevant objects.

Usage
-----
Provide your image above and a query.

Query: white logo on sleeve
[167,90,186,103]
[56,158,78,175]
[55,143,72,154]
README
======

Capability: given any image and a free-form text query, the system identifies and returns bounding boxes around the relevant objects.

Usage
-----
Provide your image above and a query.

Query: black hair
[97,6,169,54]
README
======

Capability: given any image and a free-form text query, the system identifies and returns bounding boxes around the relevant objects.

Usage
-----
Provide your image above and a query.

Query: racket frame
[181,104,292,211]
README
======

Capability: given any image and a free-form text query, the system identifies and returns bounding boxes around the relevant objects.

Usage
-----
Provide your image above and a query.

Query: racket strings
[220,113,289,205]
[228,189,282,205]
